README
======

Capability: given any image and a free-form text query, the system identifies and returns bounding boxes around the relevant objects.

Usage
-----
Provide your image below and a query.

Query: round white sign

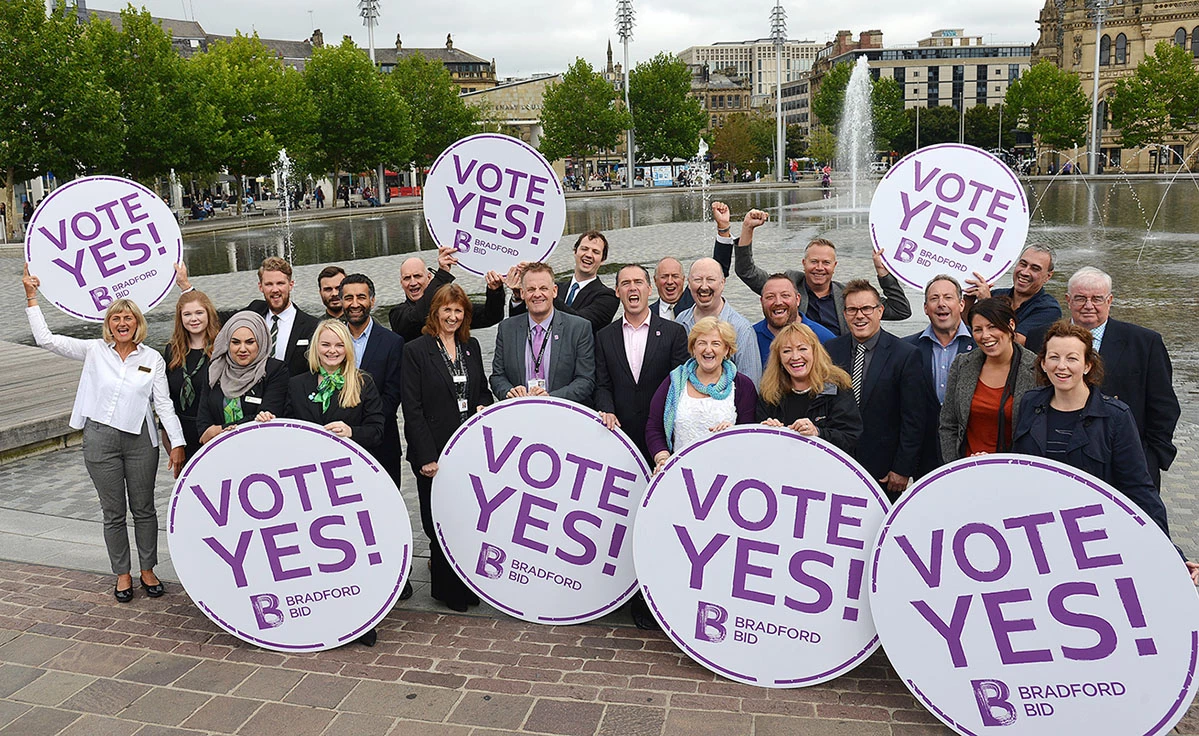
[25,175,183,321]
[422,133,566,276]
[633,427,889,687]
[870,144,1029,291]
[432,397,649,623]
[870,455,1199,735]
[168,421,411,652]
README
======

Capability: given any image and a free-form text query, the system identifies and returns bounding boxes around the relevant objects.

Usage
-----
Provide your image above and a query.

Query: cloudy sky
[106,0,1048,77]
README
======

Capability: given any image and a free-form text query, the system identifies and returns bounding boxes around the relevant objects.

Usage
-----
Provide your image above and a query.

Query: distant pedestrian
[315,186,325,209]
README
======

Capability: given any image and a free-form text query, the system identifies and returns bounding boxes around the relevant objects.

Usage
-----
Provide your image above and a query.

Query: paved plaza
[2,200,1199,734]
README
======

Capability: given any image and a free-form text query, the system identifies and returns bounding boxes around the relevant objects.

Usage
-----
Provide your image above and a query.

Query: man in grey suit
[491,262,596,407]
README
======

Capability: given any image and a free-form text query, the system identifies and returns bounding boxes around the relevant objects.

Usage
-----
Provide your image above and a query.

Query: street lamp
[616,0,635,188]
[1088,0,1111,175]
[770,2,787,183]
[358,0,386,198]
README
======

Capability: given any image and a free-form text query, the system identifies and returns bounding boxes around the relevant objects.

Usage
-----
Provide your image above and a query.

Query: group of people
[22,197,1195,637]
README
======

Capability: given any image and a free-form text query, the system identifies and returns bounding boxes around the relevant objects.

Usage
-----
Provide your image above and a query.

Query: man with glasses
[827,280,925,501]
[1027,266,1179,490]
[965,245,1061,344]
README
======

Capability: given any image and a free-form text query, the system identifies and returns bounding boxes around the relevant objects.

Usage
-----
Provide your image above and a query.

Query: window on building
[1115,34,1127,64]
[1009,64,1020,81]
[913,70,920,78]
[1193,27,1199,57]
[893,67,905,86]
[1175,28,1187,48]
[1099,34,1111,65]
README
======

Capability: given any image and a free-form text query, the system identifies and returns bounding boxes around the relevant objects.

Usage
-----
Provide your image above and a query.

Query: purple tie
[532,324,546,379]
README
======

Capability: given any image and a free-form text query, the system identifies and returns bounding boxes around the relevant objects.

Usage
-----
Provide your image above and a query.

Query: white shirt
[268,302,298,361]
[673,388,736,451]
[27,306,185,448]
[565,276,597,303]
[657,300,677,321]
[621,316,651,383]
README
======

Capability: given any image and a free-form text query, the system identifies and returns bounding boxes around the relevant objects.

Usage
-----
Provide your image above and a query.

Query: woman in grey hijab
[196,311,289,444]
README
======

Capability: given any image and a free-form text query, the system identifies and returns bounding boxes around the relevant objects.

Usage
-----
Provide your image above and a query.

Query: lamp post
[358,0,386,198]
[770,2,787,182]
[1088,0,1111,175]
[616,0,635,188]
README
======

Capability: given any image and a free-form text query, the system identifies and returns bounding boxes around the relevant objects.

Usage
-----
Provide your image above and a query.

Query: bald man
[676,258,762,383]
[650,257,694,320]
[387,246,507,342]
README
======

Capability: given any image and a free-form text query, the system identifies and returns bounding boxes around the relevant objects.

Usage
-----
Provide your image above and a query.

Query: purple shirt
[524,311,554,386]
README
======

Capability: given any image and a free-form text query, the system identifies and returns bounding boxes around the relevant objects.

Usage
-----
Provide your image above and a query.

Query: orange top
[965,380,1012,456]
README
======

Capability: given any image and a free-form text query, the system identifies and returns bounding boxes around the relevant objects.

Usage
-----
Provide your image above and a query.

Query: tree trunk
[3,168,14,242]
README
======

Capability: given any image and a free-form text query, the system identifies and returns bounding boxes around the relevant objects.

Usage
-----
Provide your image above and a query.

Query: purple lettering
[51,249,87,287]
[119,229,151,266]
[983,588,1053,665]
[502,168,530,197]
[780,485,825,539]
[988,190,1015,222]
[562,452,601,501]
[913,161,941,191]
[827,494,867,549]
[120,192,149,223]
[1061,504,1122,570]
[912,594,972,667]
[500,204,529,240]
[1003,512,1056,574]
[93,199,122,228]
[38,219,69,251]
[71,211,102,240]
[447,187,476,222]
[192,479,232,526]
[898,191,932,231]
[953,218,987,255]
[469,474,518,532]
[952,522,1012,582]
[89,239,124,278]
[965,179,995,210]
[682,467,726,521]
[261,522,311,582]
[452,154,478,185]
[784,549,834,614]
[935,173,966,203]
[895,529,945,588]
[476,163,503,192]
[732,537,777,605]
[512,493,556,553]
[727,479,777,532]
[923,205,957,246]
[556,510,600,565]
[597,466,636,517]
[277,464,318,512]
[203,531,253,587]
[673,525,729,589]
[518,443,560,489]
[526,175,549,206]
[482,425,521,473]
[1048,581,1117,661]
[474,195,501,234]
[238,473,283,520]
[321,457,359,505]
[310,515,355,573]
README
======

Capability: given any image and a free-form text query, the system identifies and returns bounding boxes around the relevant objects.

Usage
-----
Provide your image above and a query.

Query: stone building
[689,65,754,132]
[679,38,822,107]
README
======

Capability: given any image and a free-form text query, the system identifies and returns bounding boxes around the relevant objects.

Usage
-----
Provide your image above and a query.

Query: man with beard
[230,257,320,377]
[677,258,761,383]
[388,246,507,342]
[649,257,693,321]
[341,273,413,601]
[510,231,619,333]
[317,265,346,319]
[965,245,1061,344]
[753,273,835,366]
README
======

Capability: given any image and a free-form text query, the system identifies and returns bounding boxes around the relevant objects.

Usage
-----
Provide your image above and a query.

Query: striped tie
[852,342,865,404]
[270,315,279,354]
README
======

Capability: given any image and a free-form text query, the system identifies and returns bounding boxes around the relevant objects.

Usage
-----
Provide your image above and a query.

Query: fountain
[683,138,713,221]
[835,56,875,210]
[274,149,295,261]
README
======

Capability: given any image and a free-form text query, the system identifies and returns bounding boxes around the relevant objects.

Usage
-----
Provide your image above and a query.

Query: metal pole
[1089,0,1107,175]
[770,2,787,183]
[616,1,636,188]
[998,103,1003,150]
[916,104,920,150]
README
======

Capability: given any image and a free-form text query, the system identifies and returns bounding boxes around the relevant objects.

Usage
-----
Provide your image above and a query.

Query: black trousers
[414,469,477,608]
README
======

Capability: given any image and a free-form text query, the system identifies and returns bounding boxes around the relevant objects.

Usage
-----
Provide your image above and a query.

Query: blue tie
[566,282,580,306]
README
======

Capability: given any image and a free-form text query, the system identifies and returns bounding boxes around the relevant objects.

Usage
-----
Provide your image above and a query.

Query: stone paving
[3,197,1199,733]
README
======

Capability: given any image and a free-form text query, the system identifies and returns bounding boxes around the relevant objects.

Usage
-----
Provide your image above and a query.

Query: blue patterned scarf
[663,358,737,452]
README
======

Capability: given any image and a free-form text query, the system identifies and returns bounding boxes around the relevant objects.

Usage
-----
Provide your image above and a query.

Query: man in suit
[596,264,689,462]
[388,246,507,342]
[244,257,320,377]
[317,265,347,319]
[491,262,596,406]
[827,280,925,502]
[965,244,1061,344]
[511,231,619,332]
[903,275,975,477]
[649,257,694,321]
[710,201,912,336]
[1026,266,1180,490]
[753,273,836,367]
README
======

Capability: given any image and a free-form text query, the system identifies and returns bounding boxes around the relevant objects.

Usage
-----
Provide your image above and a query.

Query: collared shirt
[268,302,298,360]
[917,321,973,403]
[1090,320,1109,351]
[804,284,840,336]
[658,299,678,321]
[525,310,554,386]
[993,287,1062,337]
[27,306,185,449]
[565,276,597,304]
[676,300,763,384]
[349,317,374,367]
[621,316,651,382]
[752,318,836,367]
[852,330,883,380]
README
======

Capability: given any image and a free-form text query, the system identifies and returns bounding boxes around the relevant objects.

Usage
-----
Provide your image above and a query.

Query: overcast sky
[104,0,1048,77]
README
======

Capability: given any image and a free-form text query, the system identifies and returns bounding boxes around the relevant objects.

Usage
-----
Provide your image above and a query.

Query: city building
[1033,0,1199,172]
[689,65,754,132]
[461,74,562,149]
[678,38,822,107]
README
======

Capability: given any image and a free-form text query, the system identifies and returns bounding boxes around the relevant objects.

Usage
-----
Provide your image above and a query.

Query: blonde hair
[307,319,364,408]
[759,322,851,405]
[101,299,148,345]
[687,317,738,358]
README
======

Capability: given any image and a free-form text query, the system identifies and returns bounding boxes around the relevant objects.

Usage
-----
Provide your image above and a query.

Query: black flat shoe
[139,576,165,598]
[356,628,378,647]
[114,584,134,603]
[399,581,414,600]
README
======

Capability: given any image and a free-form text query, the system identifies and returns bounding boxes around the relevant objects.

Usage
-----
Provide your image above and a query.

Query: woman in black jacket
[196,311,288,445]
[756,322,861,454]
[165,289,221,459]
[401,283,494,612]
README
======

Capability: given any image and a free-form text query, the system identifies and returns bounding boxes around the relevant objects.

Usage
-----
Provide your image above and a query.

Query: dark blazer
[827,330,925,482]
[512,277,619,333]
[196,358,289,437]
[401,335,494,468]
[594,313,689,461]
[939,344,1038,463]
[239,300,321,378]
[1013,385,1169,538]
[649,288,694,318]
[903,329,977,477]
[387,269,506,343]
[490,310,596,406]
[645,371,758,459]
[1026,318,1179,484]
[755,382,862,455]
[355,320,406,482]
[284,371,385,451]
[165,346,207,455]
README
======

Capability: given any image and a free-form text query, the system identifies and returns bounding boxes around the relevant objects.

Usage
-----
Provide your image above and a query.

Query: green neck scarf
[309,367,345,412]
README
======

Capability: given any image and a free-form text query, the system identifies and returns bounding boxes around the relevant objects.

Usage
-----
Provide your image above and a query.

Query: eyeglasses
[844,305,880,317]
[1068,294,1111,306]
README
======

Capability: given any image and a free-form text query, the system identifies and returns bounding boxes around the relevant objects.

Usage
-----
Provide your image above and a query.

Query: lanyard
[528,320,552,374]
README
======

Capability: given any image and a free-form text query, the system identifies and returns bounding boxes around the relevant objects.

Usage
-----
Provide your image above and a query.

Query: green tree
[710,114,755,170]
[189,33,316,212]
[628,52,707,161]
[0,0,124,237]
[539,58,631,167]
[1004,61,1089,160]
[1109,41,1199,153]
[964,104,1002,150]
[83,5,217,181]
[891,106,962,155]
[807,124,837,165]
[785,124,807,160]
[389,52,478,174]
[305,38,412,180]
[811,62,905,150]
[810,63,852,131]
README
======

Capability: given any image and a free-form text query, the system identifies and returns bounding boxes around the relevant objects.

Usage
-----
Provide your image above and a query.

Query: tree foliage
[304,37,412,177]
[710,115,755,170]
[628,52,707,161]
[1004,61,1089,156]
[810,63,852,131]
[964,104,1002,150]
[1109,40,1199,150]
[811,62,905,150]
[891,106,962,155]
[388,51,478,171]
[807,124,837,165]
[539,58,631,163]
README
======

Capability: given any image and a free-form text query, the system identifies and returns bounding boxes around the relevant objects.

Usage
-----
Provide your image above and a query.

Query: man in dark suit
[1026,266,1180,489]
[388,246,507,342]
[244,257,320,377]
[511,231,619,333]
[903,275,975,477]
[317,265,346,319]
[491,263,596,406]
[827,280,925,502]
[649,257,694,321]
[596,264,689,463]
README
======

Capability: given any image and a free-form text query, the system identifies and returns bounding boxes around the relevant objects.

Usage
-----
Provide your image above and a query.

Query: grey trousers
[82,419,160,574]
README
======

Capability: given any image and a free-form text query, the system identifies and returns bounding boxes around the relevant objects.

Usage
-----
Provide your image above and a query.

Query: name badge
[245,396,263,405]
[297,339,309,346]
[528,378,547,391]
[457,398,469,413]
[453,374,467,384]
[138,365,152,373]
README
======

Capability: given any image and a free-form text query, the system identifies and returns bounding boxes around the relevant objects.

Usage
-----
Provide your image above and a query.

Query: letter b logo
[972,678,1017,727]
[894,238,918,264]
[453,229,472,253]
[695,600,728,643]
[250,594,284,630]
[89,286,113,311]
[476,542,506,579]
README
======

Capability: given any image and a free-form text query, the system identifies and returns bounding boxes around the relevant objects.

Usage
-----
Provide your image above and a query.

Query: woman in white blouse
[23,266,186,603]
